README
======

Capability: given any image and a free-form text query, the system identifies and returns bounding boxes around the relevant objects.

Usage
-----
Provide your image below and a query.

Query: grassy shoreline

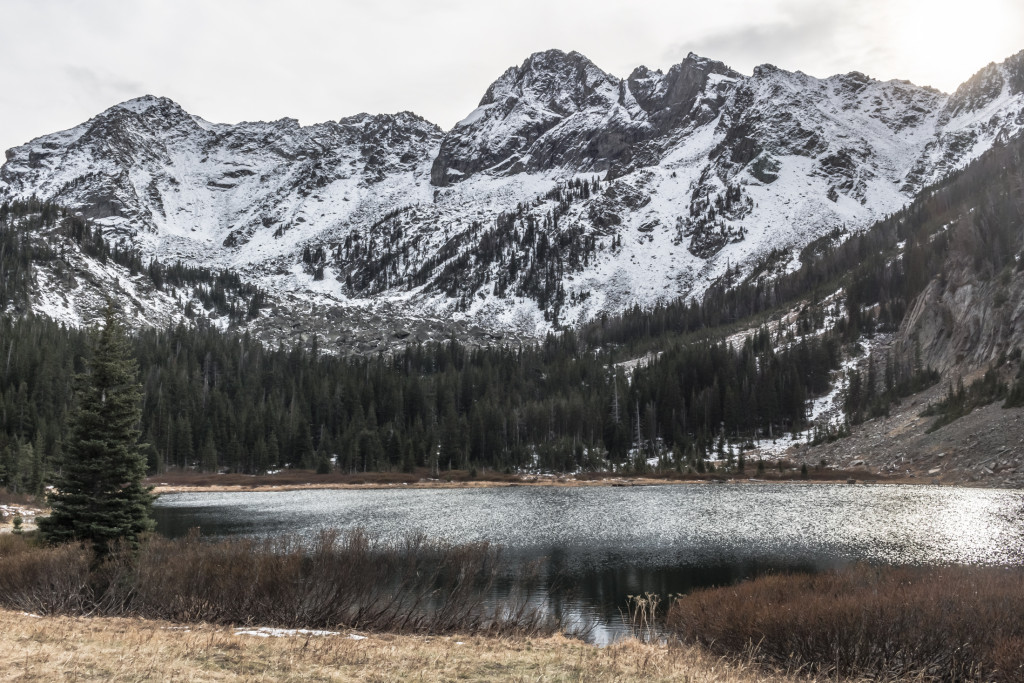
[4,529,1022,680]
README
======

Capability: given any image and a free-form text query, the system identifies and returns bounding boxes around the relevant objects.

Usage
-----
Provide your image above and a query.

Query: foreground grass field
[0,610,797,682]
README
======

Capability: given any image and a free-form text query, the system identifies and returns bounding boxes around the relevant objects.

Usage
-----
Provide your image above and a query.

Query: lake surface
[153,483,1024,642]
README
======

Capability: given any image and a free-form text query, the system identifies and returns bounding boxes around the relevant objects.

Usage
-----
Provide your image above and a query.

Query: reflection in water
[153,483,1024,642]
[540,554,842,641]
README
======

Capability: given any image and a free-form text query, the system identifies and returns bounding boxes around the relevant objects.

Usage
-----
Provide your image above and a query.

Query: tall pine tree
[39,305,154,553]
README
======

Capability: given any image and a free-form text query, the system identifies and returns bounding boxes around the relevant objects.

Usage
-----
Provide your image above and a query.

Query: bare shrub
[666,565,1024,681]
[624,592,665,642]
[0,529,558,637]
[0,534,92,613]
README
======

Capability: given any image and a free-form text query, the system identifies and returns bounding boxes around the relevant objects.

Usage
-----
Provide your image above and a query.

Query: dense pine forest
[2,131,1023,495]
[0,314,839,493]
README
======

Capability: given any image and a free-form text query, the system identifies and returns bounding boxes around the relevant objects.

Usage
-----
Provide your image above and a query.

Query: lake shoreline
[146,466,929,493]
[146,473,942,493]
[5,470,931,525]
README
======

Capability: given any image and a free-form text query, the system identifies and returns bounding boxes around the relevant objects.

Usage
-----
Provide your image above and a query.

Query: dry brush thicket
[0,530,554,637]
[667,565,1024,682]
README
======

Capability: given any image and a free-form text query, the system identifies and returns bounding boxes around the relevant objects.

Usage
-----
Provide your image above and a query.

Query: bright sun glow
[886,0,1018,90]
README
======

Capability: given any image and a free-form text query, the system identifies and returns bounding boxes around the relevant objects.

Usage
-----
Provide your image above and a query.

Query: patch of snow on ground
[233,627,357,638]
[613,352,661,375]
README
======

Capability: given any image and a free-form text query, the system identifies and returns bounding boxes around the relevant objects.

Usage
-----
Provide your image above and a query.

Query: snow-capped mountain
[2,48,1023,349]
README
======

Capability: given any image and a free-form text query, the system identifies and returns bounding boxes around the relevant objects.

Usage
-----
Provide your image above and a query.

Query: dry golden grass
[0,610,803,682]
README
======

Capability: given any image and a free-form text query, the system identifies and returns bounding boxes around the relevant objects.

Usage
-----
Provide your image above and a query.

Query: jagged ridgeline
[2,49,1023,342]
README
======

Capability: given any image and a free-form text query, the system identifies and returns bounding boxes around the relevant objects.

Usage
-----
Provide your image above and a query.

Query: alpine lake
[153,483,1024,643]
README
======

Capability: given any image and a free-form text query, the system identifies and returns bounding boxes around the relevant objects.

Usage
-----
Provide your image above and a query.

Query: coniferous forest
[0,312,840,493]
[2,131,1024,495]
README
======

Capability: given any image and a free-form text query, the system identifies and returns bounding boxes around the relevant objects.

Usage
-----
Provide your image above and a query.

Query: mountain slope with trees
[2,126,1023,490]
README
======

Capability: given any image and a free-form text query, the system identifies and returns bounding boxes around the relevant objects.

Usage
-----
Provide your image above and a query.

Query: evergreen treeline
[625,329,839,467]
[0,312,841,493]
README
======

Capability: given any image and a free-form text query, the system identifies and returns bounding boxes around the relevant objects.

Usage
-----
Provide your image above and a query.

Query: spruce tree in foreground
[39,306,154,552]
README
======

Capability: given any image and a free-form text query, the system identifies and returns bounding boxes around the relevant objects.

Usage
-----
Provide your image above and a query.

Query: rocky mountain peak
[96,95,198,133]
[111,94,183,114]
[432,49,625,185]
[750,63,783,79]
[946,50,1024,118]
[3,48,1024,350]
[632,52,740,131]
[834,71,871,87]
[480,49,615,108]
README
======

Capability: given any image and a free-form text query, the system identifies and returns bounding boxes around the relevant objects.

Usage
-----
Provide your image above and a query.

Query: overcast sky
[2,0,1023,154]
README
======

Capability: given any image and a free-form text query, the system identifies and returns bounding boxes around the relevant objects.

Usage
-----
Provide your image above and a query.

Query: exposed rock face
[894,122,1024,375]
[898,263,1024,374]
[431,50,633,184]
[431,51,741,186]
[632,54,739,131]
[2,49,1024,346]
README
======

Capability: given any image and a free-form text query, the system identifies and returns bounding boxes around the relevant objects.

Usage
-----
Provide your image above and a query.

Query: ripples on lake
[153,483,1024,642]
